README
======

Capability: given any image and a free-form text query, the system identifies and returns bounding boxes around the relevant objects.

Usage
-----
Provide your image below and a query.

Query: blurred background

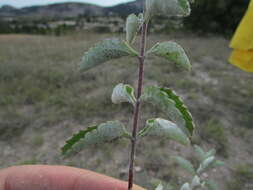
[0,0,252,189]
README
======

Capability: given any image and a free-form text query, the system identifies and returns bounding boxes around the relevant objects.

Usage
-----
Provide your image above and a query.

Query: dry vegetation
[0,32,252,189]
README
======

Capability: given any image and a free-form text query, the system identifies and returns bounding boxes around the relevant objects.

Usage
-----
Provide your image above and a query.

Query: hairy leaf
[147,41,191,71]
[139,118,190,145]
[191,176,201,189]
[126,14,141,44]
[80,39,138,71]
[62,121,129,156]
[155,184,163,190]
[180,183,191,190]
[161,88,195,135]
[205,148,216,159]
[197,156,215,174]
[141,86,191,136]
[194,145,206,161]
[146,0,191,20]
[111,83,136,105]
[172,156,195,175]
[205,180,219,190]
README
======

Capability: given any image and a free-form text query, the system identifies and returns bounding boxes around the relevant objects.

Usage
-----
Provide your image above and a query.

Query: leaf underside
[141,86,194,136]
[147,41,191,71]
[80,38,138,71]
[173,156,195,175]
[146,0,191,19]
[111,83,136,105]
[126,14,141,44]
[139,118,190,145]
[62,121,128,156]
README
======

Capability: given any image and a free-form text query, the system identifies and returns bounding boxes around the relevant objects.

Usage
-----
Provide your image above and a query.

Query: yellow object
[229,0,253,72]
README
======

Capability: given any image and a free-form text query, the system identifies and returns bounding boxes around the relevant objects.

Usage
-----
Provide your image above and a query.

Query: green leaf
[61,121,129,156]
[205,148,216,159]
[61,126,97,155]
[126,14,141,44]
[205,180,219,190]
[141,86,192,136]
[155,183,163,190]
[111,83,136,105]
[172,156,195,175]
[161,88,195,135]
[197,156,215,174]
[147,41,191,71]
[180,183,191,190]
[191,176,201,189]
[139,118,190,145]
[80,39,138,71]
[145,0,191,20]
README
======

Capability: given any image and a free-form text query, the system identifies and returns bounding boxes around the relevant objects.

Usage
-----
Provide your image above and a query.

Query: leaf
[141,86,191,136]
[80,39,138,71]
[139,118,190,145]
[61,121,129,156]
[193,145,206,161]
[180,183,191,190]
[145,0,191,20]
[191,176,201,189]
[205,180,219,190]
[111,83,136,105]
[126,14,141,44]
[161,88,195,135]
[172,156,195,175]
[147,41,191,71]
[197,156,215,174]
[61,126,97,155]
[155,183,163,190]
[204,148,216,159]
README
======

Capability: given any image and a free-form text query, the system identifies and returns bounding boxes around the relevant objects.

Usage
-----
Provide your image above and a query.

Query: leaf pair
[80,39,191,72]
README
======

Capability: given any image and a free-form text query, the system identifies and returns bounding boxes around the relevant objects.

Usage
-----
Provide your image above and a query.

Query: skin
[0,165,146,190]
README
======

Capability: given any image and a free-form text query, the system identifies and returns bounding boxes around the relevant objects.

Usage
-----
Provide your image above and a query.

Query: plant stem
[128,21,148,190]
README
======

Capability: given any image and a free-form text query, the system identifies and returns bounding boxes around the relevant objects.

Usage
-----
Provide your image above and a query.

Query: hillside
[0,0,144,19]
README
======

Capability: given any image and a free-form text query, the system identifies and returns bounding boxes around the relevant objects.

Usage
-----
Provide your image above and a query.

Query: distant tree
[185,0,250,36]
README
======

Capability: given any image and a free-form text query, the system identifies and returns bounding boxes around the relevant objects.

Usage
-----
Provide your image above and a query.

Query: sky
[0,0,135,8]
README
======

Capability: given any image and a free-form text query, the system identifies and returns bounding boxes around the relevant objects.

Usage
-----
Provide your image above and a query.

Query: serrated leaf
[172,156,195,175]
[111,83,136,105]
[197,156,215,174]
[80,39,138,71]
[62,121,129,156]
[191,176,201,189]
[141,86,191,136]
[147,41,191,71]
[139,118,190,145]
[61,126,97,155]
[155,183,163,190]
[146,0,191,20]
[180,183,191,190]
[161,88,195,135]
[126,14,141,44]
[205,180,219,190]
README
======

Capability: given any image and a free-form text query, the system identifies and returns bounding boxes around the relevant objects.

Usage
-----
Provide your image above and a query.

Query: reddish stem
[128,22,148,190]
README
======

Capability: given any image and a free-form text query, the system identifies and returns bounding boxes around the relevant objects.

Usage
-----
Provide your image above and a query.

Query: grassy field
[0,32,252,189]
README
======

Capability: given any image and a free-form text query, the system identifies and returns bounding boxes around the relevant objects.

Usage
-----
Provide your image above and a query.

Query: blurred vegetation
[185,0,250,36]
